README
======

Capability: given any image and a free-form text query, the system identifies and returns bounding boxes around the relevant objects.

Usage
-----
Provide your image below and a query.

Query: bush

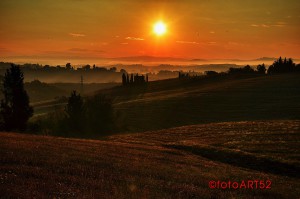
[85,95,115,136]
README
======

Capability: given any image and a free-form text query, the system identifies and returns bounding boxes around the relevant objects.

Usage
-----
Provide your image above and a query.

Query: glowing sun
[153,21,167,36]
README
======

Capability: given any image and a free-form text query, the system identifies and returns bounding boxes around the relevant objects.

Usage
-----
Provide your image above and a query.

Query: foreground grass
[1,120,299,198]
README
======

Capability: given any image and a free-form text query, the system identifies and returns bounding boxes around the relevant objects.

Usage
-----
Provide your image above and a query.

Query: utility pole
[80,75,84,95]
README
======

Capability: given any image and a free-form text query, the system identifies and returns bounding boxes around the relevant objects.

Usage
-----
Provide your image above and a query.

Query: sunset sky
[0,0,299,65]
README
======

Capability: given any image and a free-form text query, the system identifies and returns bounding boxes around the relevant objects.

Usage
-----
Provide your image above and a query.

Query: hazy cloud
[251,22,286,28]
[69,33,86,37]
[121,43,128,45]
[125,37,144,41]
[251,24,270,28]
[272,24,285,27]
[176,41,199,44]
[272,22,286,27]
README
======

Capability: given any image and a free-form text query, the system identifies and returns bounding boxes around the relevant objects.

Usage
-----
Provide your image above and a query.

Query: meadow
[1,120,299,198]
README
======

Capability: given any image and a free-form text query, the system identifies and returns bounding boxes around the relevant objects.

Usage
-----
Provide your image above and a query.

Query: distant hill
[254,57,277,61]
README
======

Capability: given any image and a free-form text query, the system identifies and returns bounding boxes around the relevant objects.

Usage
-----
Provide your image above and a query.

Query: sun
[153,21,167,36]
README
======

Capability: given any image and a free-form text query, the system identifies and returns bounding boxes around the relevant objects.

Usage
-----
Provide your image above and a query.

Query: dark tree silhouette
[66,63,72,70]
[127,74,130,84]
[85,95,115,134]
[83,64,91,70]
[120,69,127,74]
[243,65,255,73]
[205,71,218,76]
[267,57,296,74]
[110,67,117,72]
[228,65,255,74]
[122,73,127,85]
[296,64,300,72]
[257,64,266,74]
[0,64,33,131]
[65,90,85,132]
[130,74,134,83]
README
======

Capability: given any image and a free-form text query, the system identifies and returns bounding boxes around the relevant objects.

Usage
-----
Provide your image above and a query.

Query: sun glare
[153,21,167,36]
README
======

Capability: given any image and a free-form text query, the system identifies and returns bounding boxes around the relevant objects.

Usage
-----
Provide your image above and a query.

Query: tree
[267,57,296,74]
[228,65,255,74]
[205,71,218,76]
[130,74,134,83]
[85,95,115,135]
[110,67,117,72]
[66,63,72,70]
[257,64,266,74]
[83,64,91,70]
[122,73,127,85]
[296,64,300,72]
[65,90,85,132]
[243,65,255,73]
[0,64,33,131]
[127,74,130,84]
[120,69,127,74]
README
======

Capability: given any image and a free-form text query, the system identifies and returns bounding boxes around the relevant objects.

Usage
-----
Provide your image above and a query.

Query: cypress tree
[0,64,33,131]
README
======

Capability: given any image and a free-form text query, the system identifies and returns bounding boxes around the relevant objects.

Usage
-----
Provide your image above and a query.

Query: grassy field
[97,74,300,132]
[1,120,299,198]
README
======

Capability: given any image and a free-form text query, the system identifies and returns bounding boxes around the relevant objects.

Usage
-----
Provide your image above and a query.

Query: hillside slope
[97,74,300,132]
[1,120,299,198]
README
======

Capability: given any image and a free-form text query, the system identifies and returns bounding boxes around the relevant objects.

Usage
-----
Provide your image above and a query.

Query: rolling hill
[1,120,299,198]
[97,74,300,133]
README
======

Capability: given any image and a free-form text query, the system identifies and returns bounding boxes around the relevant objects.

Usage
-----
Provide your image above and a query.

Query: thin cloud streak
[69,33,86,37]
[251,22,286,28]
[125,37,144,41]
[176,41,199,44]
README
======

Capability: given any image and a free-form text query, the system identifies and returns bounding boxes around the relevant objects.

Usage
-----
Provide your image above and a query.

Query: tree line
[204,57,299,77]
[228,57,300,75]
[122,73,148,85]
[267,57,300,74]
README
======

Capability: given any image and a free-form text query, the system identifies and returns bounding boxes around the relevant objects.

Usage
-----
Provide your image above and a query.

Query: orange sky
[0,0,299,65]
